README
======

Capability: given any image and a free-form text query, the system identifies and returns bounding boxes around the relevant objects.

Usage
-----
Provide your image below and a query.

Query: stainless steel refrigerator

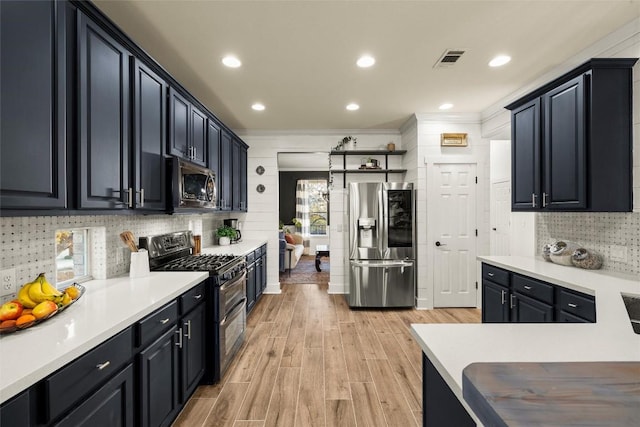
[347,182,415,307]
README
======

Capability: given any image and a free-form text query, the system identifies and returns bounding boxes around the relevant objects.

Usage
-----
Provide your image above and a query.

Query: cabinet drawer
[512,274,554,305]
[557,310,591,323]
[482,264,509,287]
[45,327,133,423]
[180,282,206,315]
[558,289,595,322]
[246,252,255,264]
[0,389,30,427]
[137,300,178,347]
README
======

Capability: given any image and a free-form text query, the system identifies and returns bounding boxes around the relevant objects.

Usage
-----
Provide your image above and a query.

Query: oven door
[219,298,246,375]
[219,271,247,316]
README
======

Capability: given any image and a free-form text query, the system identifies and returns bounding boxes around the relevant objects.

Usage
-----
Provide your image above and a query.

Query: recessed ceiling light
[439,103,453,110]
[251,103,265,111]
[346,103,360,111]
[489,55,511,67]
[356,55,375,68]
[222,55,241,68]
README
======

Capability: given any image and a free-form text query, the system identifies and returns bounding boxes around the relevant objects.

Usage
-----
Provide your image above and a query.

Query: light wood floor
[173,284,481,427]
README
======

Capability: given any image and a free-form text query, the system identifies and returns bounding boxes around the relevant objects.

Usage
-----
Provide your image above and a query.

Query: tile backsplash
[536,212,640,275]
[0,213,226,289]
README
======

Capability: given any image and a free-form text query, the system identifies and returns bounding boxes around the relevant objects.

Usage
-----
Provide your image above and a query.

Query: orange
[65,286,80,300]
[22,308,33,316]
[0,319,17,330]
[16,314,36,328]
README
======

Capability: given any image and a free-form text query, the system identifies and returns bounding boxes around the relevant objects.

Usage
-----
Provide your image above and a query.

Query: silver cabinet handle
[532,193,537,207]
[524,285,532,290]
[510,294,516,309]
[501,289,506,305]
[123,188,133,208]
[193,147,197,159]
[568,303,578,308]
[159,318,170,324]
[139,188,144,207]
[193,294,202,300]
[184,320,192,340]
[487,272,494,277]
[96,361,110,370]
[543,192,548,207]
[175,328,183,348]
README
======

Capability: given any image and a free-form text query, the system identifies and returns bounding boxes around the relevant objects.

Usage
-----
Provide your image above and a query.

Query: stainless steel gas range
[140,230,246,383]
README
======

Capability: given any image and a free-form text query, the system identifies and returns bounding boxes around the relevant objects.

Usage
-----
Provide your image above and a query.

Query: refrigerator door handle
[350,260,413,268]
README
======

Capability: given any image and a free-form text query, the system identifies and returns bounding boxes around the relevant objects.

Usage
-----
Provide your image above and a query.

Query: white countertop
[201,239,267,256]
[411,256,640,424]
[0,271,208,404]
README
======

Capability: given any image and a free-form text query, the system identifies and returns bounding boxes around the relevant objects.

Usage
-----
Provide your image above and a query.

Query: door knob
[435,241,446,247]
[492,227,497,231]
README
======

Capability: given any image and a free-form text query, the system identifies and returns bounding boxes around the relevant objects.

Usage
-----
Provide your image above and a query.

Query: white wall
[237,130,400,294]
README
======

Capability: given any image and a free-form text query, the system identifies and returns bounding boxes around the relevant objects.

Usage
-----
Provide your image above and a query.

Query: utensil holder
[130,249,150,278]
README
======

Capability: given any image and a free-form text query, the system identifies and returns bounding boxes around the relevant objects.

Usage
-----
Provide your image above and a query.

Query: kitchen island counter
[411,256,640,425]
[0,271,208,404]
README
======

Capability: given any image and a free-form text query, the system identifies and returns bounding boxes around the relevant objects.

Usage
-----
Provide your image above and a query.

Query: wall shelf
[330,150,407,187]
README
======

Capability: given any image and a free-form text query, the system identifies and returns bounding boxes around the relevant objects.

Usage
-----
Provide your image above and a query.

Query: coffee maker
[223,219,242,243]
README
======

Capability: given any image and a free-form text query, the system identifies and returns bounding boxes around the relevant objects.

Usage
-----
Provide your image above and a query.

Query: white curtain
[295,180,310,236]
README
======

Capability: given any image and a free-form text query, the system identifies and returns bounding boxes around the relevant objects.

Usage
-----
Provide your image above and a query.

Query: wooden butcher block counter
[462,361,640,427]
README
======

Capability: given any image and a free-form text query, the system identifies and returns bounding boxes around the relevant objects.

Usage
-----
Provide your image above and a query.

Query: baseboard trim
[328,282,346,294]
[416,297,432,310]
[264,282,282,294]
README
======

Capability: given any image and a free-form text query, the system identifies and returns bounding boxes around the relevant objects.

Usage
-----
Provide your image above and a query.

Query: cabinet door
[246,263,256,313]
[169,88,190,160]
[132,59,167,211]
[255,257,263,299]
[511,99,541,210]
[481,280,509,323]
[0,389,30,427]
[207,119,221,209]
[260,253,268,294]
[219,130,233,210]
[77,12,130,209]
[54,364,134,427]
[139,327,180,427]
[181,303,206,402]
[231,139,248,211]
[512,293,553,323]
[543,75,586,209]
[0,0,67,209]
[190,106,207,166]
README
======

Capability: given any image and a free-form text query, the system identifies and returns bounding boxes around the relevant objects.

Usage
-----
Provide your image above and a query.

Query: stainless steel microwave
[169,157,217,210]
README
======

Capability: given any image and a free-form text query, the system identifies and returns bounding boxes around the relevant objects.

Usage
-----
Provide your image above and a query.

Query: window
[298,179,328,235]
[55,229,90,285]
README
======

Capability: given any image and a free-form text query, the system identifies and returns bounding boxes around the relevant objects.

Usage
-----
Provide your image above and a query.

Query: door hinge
[475,281,478,290]
[475,176,477,184]
[475,229,478,237]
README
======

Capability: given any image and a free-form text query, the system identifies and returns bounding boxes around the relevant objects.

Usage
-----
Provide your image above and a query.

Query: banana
[39,274,62,297]
[28,273,61,303]
[18,283,37,308]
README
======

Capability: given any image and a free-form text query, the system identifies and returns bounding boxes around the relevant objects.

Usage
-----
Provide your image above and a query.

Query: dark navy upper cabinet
[507,58,636,212]
[543,76,586,210]
[0,0,67,210]
[232,138,248,211]
[77,11,131,209]
[511,99,541,210]
[132,59,167,211]
[219,130,233,210]
[169,88,207,167]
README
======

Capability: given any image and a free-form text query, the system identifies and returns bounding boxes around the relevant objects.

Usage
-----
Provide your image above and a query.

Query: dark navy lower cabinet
[511,293,554,323]
[481,280,509,323]
[423,354,475,427]
[0,389,31,427]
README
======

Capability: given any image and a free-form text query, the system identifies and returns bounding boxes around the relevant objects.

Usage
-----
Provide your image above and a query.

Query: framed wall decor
[441,133,468,147]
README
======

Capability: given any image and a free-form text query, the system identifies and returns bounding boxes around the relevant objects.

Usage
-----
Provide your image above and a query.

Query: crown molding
[414,112,482,124]
[234,128,401,137]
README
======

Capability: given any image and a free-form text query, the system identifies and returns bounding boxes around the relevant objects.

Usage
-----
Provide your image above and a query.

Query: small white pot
[219,236,230,246]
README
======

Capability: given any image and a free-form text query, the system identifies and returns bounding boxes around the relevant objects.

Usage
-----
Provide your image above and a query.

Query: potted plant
[335,135,357,151]
[216,225,237,246]
[291,217,302,232]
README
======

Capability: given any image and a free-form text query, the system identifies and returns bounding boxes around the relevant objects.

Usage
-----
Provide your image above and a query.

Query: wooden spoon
[119,231,138,252]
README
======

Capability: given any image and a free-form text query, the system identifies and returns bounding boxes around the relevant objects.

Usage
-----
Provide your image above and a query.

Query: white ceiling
[94,0,640,131]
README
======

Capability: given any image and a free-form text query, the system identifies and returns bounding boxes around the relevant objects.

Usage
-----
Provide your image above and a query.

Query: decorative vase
[219,236,230,246]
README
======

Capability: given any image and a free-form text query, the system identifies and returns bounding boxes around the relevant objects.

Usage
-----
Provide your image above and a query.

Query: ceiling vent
[434,49,466,68]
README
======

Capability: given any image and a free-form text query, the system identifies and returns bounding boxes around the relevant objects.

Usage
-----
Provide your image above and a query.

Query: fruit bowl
[0,283,86,335]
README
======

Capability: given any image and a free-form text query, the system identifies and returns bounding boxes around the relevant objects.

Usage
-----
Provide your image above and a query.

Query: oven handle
[220,298,247,326]
[219,270,247,292]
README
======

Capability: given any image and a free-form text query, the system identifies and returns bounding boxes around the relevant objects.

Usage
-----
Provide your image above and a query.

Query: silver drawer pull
[501,289,506,305]
[524,285,532,290]
[175,328,183,348]
[487,272,494,277]
[568,303,578,308]
[193,294,202,300]
[160,318,170,324]
[96,361,110,370]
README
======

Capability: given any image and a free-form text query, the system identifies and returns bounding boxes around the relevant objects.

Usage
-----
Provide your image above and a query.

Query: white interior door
[433,163,477,307]
[490,180,511,256]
